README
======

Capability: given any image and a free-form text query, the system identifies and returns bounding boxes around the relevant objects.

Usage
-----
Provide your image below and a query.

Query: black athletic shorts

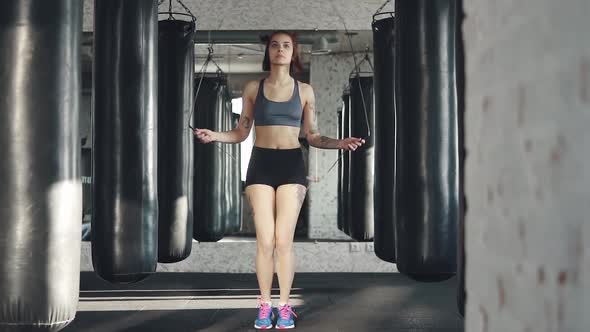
[245,146,308,189]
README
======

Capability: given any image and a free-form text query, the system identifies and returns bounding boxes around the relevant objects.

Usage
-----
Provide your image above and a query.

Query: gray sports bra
[253,79,303,128]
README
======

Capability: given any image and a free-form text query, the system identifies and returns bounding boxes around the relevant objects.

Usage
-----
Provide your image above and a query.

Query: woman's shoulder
[243,80,261,98]
[297,81,314,99]
[298,81,314,102]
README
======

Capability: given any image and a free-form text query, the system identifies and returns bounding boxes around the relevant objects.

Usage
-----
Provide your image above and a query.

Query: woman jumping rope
[194,30,365,329]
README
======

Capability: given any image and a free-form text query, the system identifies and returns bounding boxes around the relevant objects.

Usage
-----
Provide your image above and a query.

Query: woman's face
[268,33,294,67]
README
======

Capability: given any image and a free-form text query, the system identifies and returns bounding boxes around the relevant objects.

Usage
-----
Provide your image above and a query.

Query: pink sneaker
[254,297,274,329]
[275,303,297,329]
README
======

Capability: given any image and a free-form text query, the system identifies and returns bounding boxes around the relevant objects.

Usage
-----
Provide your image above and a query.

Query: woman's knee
[257,238,275,256]
[274,237,293,255]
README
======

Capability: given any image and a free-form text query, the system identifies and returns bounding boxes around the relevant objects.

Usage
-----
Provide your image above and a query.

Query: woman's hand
[339,137,365,151]
[193,128,217,144]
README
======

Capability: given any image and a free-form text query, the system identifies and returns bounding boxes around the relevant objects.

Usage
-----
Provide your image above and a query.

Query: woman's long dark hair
[261,30,304,74]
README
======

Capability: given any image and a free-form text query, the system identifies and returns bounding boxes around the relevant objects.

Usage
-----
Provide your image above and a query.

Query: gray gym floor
[62,272,464,332]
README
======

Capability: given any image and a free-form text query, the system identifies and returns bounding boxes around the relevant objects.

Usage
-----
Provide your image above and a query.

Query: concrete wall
[463,1,589,331]
[82,0,392,31]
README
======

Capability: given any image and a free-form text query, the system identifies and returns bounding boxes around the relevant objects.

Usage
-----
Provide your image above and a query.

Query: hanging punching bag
[456,0,466,316]
[336,107,344,232]
[372,13,397,263]
[0,1,82,331]
[157,19,195,263]
[93,0,158,283]
[348,76,375,241]
[341,90,352,236]
[193,77,227,241]
[394,0,459,280]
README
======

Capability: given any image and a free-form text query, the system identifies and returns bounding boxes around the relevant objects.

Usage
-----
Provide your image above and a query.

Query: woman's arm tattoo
[241,116,251,129]
[316,136,340,148]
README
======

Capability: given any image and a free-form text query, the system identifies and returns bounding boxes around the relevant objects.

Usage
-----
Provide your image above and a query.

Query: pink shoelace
[257,297,272,319]
[278,304,298,320]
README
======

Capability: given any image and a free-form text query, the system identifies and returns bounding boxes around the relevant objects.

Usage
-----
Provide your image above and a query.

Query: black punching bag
[348,76,375,241]
[456,0,466,316]
[0,1,82,331]
[193,77,227,241]
[93,0,158,283]
[372,13,397,263]
[157,19,195,263]
[336,107,344,232]
[394,0,459,280]
[341,90,351,236]
[218,82,232,235]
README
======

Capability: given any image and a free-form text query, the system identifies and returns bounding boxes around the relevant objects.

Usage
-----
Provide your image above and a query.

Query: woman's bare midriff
[253,125,301,149]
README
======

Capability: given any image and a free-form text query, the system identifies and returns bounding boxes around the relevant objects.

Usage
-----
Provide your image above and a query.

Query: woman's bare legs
[274,184,307,305]
[246,184,276,303]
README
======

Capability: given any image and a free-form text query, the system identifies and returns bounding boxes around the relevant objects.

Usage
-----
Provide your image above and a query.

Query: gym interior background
[0,0,587,331]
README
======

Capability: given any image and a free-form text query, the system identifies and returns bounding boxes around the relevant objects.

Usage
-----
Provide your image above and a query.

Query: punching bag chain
[374,0,393,16]
[158,0,196,22]
[175,0,195,19]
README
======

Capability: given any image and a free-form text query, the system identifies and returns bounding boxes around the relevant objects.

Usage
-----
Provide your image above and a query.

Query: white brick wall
[464,1,589,331]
